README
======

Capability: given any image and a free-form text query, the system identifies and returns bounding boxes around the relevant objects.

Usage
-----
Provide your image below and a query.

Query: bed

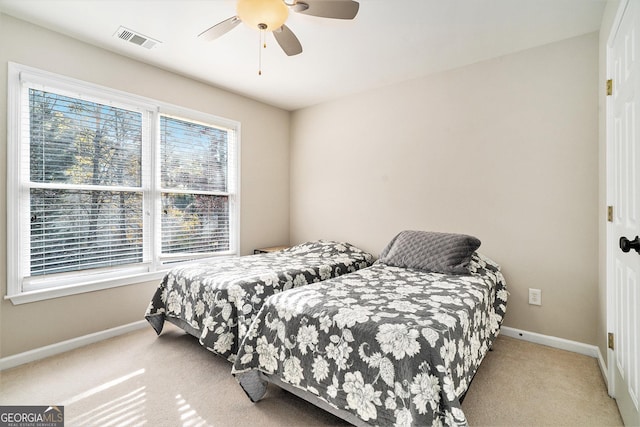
[231,231,508,426]
[145,240,374,361]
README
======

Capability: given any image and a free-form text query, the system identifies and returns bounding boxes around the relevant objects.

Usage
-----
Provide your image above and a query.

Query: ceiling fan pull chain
[258,24,267,75]
[258,28,263,75]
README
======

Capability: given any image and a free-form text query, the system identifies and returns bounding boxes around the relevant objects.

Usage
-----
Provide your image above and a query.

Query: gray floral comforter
[232,253,507,426]
[145,240,374,361]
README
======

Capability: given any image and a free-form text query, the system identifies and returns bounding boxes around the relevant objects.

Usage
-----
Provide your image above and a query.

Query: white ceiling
[0,0,607,111]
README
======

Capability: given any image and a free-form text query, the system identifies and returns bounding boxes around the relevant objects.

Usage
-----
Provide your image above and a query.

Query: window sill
[5,270,167,305]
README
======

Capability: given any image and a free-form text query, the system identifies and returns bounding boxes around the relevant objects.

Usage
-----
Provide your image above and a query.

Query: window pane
[160,115,228,192]
[161,193,229,254]
[10,64,240,298]
[30,189,143,275]
[29,89,142,187]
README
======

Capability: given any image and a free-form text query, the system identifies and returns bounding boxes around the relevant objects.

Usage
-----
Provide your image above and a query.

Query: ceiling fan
[198,0,360,57]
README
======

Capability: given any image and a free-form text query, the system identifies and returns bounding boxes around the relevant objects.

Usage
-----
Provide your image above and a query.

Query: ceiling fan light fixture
[237,0,289,31]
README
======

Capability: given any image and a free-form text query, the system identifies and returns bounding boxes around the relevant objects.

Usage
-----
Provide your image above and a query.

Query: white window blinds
[28,89,144,276]
[7,63,240,301]
[159,115,233,256]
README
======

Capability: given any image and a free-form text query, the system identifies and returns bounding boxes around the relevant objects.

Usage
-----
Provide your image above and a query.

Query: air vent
[114,26,161,50]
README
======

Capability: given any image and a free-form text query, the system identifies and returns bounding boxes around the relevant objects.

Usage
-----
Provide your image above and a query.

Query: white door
[609,1,640,425]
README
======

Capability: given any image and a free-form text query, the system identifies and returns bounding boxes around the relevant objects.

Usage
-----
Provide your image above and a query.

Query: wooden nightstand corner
[253,245,289,254]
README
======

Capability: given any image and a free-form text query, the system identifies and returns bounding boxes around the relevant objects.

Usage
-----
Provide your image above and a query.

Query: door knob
[619,236,640,254]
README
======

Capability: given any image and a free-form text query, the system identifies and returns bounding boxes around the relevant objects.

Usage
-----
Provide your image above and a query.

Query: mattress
[232,252,507,426]
[145,240,374,361]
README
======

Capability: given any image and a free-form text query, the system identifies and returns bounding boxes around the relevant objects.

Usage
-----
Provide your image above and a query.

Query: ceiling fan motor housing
[237,0,289,31]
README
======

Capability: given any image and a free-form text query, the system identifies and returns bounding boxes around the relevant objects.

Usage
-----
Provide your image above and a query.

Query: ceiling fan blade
[293,1,359,20]
[273,25,303,56]
[198,16,241,41]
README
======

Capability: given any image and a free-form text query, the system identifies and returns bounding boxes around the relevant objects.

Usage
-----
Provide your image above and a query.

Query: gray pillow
[378,230,481,274]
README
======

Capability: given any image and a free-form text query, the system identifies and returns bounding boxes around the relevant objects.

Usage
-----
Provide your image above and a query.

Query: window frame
[6,63,241,304]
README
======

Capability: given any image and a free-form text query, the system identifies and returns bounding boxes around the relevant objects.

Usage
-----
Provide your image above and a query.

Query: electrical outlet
[528,288,542,306]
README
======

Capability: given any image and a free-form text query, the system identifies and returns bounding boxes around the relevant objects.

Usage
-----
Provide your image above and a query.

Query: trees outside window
[29,89,144,276]
[7,63,239,302]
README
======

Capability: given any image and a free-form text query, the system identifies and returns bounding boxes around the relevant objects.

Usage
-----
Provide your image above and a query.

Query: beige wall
[0,13,604,358]
[0,14,291,357]
[290,33,599,345]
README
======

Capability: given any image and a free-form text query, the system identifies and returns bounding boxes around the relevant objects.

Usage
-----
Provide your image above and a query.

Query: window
[159,115,231,256]
[7,63,239,303]
[28,89,145,277]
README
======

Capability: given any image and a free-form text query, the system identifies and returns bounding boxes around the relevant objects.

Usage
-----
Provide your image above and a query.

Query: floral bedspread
[145,240,373,361]
[232,253,507,426]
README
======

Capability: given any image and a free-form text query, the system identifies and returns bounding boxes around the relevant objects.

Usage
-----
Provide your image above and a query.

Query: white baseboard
[0,320,148,371]
[500,326,599,358]
[501,326,610,387]
[0,322,611,380]
[597,347,609,389]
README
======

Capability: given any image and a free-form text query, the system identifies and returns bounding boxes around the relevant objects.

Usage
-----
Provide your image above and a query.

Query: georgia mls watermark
[0,406,64,427]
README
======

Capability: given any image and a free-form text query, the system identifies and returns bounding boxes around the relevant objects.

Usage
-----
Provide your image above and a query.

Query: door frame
[606,0,629,399]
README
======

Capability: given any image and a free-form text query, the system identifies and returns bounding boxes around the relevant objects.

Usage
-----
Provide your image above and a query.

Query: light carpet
[0,323,623,426]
